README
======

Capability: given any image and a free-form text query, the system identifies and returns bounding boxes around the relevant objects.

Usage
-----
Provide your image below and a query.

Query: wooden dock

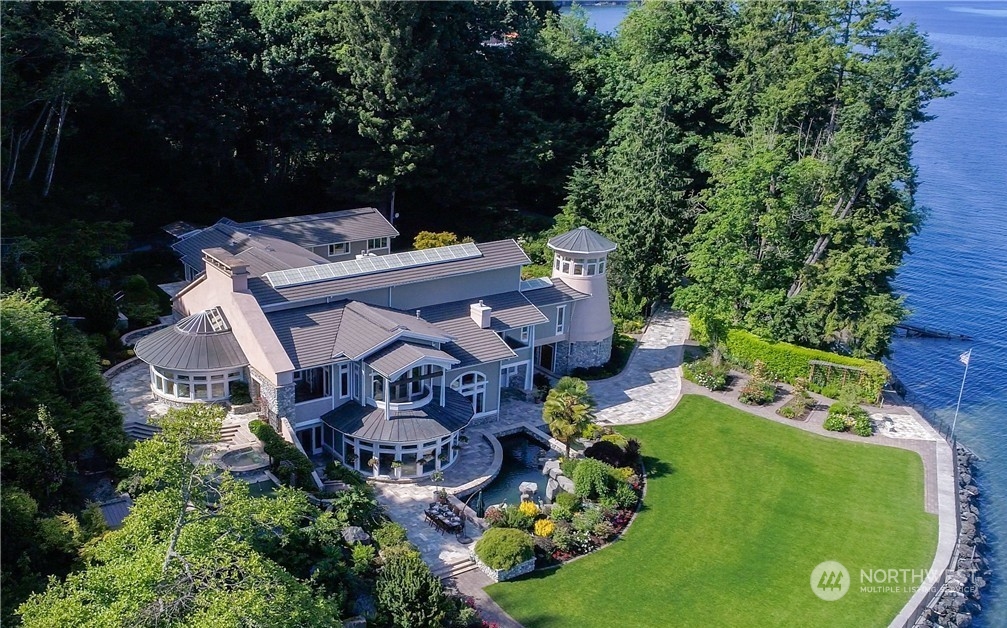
[895,324,972,341]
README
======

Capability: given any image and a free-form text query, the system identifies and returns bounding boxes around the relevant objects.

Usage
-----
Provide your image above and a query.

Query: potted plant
[367,456,379,478]
[417,456,430,475]
[430,470,446,502]
[391,460,403,479]
[458,434,469,444]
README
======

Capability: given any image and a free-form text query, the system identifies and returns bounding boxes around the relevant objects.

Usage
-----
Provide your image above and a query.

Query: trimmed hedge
[723,330,888,402]
[248,420,315,490]
[475,527,534,571]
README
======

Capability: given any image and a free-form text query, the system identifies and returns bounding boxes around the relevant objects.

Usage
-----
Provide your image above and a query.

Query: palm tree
[543,378,596,457]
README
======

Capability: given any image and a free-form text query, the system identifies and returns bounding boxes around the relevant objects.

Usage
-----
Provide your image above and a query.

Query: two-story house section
[170,207,399,281]
[135,210,615,480]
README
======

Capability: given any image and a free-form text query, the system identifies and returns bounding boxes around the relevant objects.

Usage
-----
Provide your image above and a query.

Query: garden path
[589,307,688,425]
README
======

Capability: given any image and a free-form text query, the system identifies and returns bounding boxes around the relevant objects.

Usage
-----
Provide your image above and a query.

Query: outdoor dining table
[424,504,463,534]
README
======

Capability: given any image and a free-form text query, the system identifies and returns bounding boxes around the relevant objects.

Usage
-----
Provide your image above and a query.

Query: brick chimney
[470,300,492,329]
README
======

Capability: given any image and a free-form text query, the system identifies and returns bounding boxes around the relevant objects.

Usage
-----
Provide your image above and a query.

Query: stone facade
[552,341,572,375]
[471,553,536,583]
[249,366,296,430]
[507,363,529,389]
[567,334,613,371]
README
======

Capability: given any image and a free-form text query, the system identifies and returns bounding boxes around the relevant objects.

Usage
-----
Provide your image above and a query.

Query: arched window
[450,371,487,414]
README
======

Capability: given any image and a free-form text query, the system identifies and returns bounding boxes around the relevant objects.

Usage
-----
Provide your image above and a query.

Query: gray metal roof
[520,277,591,307]
[134,310,248,371]
[419,291,545,368]
[265,303,345,370]
[172,222,328,277]
[98,495,133,529]
[332,302,451,361]
[239,207,398,247]
[249,240,530,306]
[548,226,617,255]
[366,342,458,378]
[323,388,472,442]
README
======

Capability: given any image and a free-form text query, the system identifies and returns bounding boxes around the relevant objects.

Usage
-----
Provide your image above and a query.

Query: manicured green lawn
[487,395,937,628]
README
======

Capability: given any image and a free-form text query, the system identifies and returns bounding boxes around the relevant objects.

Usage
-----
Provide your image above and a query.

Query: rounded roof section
[134,309,248,372]
[547,226,617,255]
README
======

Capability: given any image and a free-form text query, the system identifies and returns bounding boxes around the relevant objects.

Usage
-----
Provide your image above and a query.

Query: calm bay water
[574,2,1007,625]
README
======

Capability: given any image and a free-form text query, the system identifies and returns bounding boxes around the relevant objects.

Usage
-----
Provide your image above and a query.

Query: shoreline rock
[919,444,990,628]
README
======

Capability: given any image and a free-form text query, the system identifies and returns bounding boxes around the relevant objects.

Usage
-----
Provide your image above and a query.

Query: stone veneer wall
[249,366,296,429]
[471,553,536,583]
[552,341,572,375]
[567,335,613,371]
[507,364,529,389]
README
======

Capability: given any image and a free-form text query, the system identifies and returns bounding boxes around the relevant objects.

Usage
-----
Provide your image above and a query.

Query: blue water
[576,2,1007,625]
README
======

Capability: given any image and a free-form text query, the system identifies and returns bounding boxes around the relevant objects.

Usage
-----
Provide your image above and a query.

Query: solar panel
[264,242,483,288]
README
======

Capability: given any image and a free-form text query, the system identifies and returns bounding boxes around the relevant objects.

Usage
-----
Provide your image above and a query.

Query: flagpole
[951,350,971,439]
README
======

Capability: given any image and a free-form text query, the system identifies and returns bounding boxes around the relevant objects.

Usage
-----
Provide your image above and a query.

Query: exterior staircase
[124,422,161,441]
[124,421,240,443]
[431,557,478,581]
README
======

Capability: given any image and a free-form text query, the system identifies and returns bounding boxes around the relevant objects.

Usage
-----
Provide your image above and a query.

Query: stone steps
[432,557,477,580]
[125,422,240,443]
[124,422,161,441]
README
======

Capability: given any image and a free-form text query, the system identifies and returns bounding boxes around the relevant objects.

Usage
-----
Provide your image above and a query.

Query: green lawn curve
[487,395,937,628]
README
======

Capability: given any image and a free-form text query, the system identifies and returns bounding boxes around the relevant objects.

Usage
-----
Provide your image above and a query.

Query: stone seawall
[918,445,990,628]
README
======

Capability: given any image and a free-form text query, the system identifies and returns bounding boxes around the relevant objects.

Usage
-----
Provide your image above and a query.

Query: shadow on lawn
[641,455,673,479]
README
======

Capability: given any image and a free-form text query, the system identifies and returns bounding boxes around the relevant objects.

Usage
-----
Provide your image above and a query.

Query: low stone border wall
[120,323,168,346]
[472,554,536,583]
[103,356,142,380]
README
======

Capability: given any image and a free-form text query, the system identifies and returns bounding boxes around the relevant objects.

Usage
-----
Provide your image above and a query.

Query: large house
[136,208,616,479]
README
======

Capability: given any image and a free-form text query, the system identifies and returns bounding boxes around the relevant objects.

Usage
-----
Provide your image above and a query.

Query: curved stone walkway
[591,307,688,425]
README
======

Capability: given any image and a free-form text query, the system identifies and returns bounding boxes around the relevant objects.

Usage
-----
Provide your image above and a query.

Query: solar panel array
[264,242,483,288]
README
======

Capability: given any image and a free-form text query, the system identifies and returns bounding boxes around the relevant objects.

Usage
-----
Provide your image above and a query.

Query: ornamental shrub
[475,528,534,571]
[682,356,729,391]
[600,433,628,449]
[824,415,848,432]
[534,518,555,538]
[375,551,450,628]
[559,457,580,478]
[584,440,625,467]
[553,492,582,512]
[853,413,874,437]
[248,420,315,490]
[373,521,409,548]
[351,543,377,575]
[572,458,617,500]
[517,501,539,518]
[614,483,639,510]
[739,379,776,405]
[724,330,888,402]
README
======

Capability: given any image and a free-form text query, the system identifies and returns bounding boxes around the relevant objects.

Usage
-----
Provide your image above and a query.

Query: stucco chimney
[202,248,249,293]
[470,300,492,329]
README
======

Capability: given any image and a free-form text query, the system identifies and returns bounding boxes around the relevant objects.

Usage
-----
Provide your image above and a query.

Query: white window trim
[520,326,530,343]
[367,237,389,250]
[450,371,491,416]
[328,242,350,256]
[556,305,567,335]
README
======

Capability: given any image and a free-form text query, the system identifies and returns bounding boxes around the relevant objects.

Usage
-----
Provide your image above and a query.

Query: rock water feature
[541,459,575,503]
[920,445,990,628]
[480,434,549,507]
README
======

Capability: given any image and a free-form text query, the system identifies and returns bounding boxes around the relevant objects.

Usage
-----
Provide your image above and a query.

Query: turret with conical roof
[547,226,616,369]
